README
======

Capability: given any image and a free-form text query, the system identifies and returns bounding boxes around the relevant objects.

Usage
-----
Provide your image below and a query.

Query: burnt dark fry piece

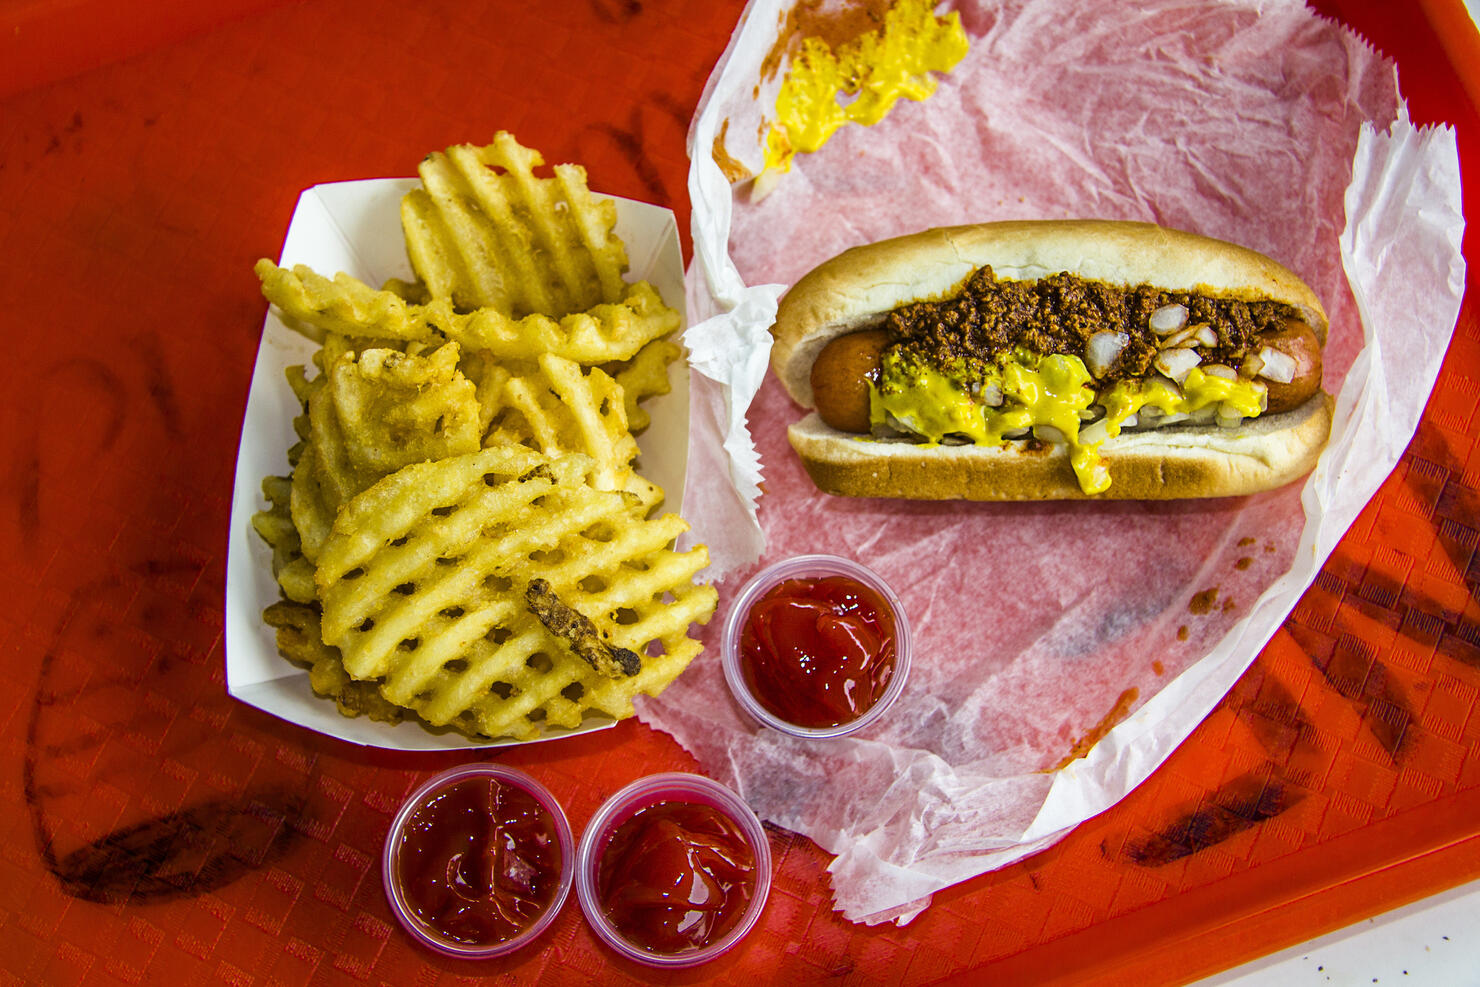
[524,578,642,677]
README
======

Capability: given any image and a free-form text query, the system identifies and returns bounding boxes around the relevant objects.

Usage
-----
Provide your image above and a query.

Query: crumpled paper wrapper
[650,0,1466,925]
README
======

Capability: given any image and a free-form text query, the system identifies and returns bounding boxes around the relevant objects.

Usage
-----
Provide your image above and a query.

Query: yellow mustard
[762,0,969,176]
[871,350,1266,494]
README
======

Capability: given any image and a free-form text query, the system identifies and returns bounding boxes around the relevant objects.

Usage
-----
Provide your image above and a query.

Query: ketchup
[394,776,563,947]
[739,575,898,728]
[597,801,756,955]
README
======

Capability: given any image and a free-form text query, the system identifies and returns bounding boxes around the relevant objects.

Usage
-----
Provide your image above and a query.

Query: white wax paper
[648,0,1466,925]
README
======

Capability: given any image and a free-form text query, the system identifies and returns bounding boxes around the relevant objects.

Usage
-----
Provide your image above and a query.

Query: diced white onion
[1159,412,1190,425]
[1154,347,1201,384]
[1204,363,1237,380]
[1001,426,1031,439]
[1218,404,1245,428]
[1257,346,1296,384]
[1241,353,1265,378]
[1193,325,1219,348]
[1084,330,1130,379]
[1189,406,1218,424]
[1079,419,1110,445]
[980,381,1004,407]
[1122,413,1139,428]
[883,413,923,438]
[1032,425,1067,444]
[1149,303,1189,334]
[1160,325,1199,349]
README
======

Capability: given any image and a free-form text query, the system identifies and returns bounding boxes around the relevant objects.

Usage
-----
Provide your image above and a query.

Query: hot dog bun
[787,395,1333,500]
[770,220,1333,501]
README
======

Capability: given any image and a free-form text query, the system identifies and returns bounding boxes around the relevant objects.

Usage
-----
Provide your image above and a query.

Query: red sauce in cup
[738,574,898,728]
[394,775,563,947]
[596,801,757,955]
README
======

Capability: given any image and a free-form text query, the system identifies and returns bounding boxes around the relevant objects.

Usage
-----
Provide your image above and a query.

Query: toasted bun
[787,393,1333,501]
[771,220,1329,409]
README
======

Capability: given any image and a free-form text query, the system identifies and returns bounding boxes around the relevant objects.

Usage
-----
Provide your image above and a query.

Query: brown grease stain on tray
[1124,771,1301,866]
[1048,688,1139,771]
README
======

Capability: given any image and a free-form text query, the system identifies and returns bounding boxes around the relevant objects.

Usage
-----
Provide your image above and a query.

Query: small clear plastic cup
[382,763,573,959]
[575,773,771,968]
[721,554,911,739]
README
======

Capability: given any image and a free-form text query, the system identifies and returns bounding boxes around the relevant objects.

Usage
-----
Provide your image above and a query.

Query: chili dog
[769,221,1333,500]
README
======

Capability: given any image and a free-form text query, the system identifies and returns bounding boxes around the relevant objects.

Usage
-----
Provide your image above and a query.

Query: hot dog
[769,221,1334,500]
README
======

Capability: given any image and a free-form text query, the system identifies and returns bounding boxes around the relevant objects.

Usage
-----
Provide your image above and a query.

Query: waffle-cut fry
[403,133,629,318]
[456,349,520,438]
[326,344,482,479]
[315,447,716,741]
[488,352,659,509]
[606,338,682,433]
[256,260,679,365]
[263,601,412,725]
[288,342,483,563]
[252,475,317,604]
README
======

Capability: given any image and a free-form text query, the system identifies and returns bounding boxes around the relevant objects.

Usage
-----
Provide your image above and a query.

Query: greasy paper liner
[654,0,1467,924]
[224,179,690,751]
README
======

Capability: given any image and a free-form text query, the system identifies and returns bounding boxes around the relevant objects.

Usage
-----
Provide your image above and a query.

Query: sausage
[1258,319,1323,414]
[811,328,889,433]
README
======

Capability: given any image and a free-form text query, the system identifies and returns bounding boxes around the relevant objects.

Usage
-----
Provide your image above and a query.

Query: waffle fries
[490,352,660,508]
[263,601,414,725]
[316,448,716,741]
[608,338,682,432]
[256,261,679,364]
[289,340,483,563]
[249,134,709,742]
[403,132,630,317]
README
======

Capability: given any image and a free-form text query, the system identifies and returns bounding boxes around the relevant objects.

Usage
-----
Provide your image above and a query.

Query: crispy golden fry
[288,342,483,562]
[489,352,659,509]
[314,447,716,741]
[263,601,411,724]
[324,344,483,478]
[455,348,520,437]
[251,474,317,604]
[403,132,630,317]
[605,338,682,433]
[257,259,679,365]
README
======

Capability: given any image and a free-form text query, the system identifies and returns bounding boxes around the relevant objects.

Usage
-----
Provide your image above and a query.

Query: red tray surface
[0,1,1476,984]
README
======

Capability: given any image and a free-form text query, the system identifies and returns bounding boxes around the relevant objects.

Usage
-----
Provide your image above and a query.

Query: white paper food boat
[224,178,689,750]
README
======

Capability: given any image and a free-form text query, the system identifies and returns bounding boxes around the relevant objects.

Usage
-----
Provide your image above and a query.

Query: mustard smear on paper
[759,0,968,184]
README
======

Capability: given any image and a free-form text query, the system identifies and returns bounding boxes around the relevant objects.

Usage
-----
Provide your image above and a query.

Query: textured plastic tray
[0,1,1474,984]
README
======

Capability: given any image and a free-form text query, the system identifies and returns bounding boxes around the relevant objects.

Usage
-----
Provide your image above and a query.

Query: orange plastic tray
[0,1,1475,984]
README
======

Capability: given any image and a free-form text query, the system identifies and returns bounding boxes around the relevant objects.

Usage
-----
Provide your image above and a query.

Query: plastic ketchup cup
[721,554,912,739]
[382,763,573,959]
[576,773,771,967]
